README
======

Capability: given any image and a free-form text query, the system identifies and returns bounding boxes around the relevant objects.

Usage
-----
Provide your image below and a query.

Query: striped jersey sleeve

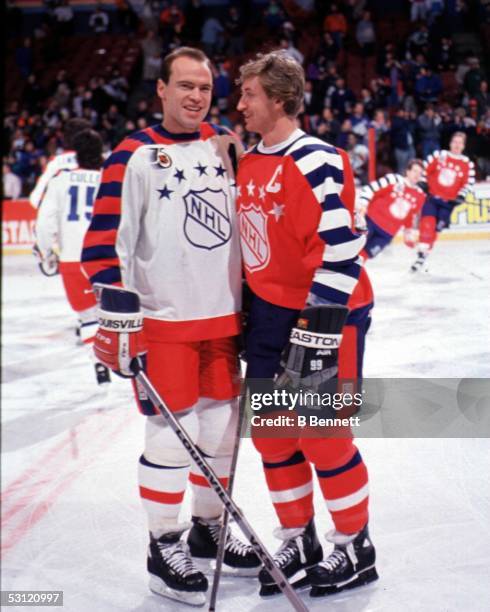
[422,149,440,182]
[358,173,402,209]
[458,157,476,198]
[81,130,156,286]
[287,137,366,306]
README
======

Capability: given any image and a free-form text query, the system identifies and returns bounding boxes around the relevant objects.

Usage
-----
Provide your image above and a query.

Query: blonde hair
[237,51,305,117]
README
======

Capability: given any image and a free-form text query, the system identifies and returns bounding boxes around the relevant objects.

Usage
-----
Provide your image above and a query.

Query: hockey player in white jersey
[35,129,110,385]
[81,47,260,606]
[29,118,91,210]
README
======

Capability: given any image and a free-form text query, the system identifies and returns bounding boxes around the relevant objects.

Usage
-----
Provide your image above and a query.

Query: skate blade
[309,566,379,597]
[193,557,260,578]
[259,569,311,597]
[149,575,206,607]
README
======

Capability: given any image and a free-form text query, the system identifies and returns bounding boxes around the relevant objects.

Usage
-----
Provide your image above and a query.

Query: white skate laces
[273,525,307,565]
[156,540,198,578]
[324,529,359,568]
[207,522,252,557]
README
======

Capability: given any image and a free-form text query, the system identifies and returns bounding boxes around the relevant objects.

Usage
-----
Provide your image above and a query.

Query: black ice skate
[258,518,323,596]
[148,530,208,607]
[187,516,261,577]
[94,362,111,385]
[410,251,429,273]
[309,524,378,597]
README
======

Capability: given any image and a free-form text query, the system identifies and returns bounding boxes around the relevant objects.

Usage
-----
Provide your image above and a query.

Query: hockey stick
[208,392,246,612]
[134,369,309,612]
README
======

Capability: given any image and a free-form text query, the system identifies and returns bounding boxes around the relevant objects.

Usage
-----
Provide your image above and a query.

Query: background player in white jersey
[29,118,91,210]
[81,47,259,606]
[35,129,110,385]
[236,52,377,600]
[411,131,475,272]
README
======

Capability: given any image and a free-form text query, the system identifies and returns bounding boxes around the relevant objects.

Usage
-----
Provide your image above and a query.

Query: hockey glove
[416,180,429,194]
[276,304,349,391]
[94,285,147,378]
[32,243,59,276]
[403,228,418,248]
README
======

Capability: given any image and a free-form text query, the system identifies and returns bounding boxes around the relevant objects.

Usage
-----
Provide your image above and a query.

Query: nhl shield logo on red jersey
[238,204,270,272]
[183,188,231,250]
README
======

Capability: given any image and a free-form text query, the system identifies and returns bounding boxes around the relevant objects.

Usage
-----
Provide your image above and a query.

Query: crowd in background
[4,0,490,197]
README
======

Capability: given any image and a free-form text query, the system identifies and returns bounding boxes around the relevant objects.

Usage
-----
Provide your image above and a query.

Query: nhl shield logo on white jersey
[238,204,270,272]
[183,188,231,250]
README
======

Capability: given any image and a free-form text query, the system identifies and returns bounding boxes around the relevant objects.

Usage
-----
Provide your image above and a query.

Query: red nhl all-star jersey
[359,173,426,236]
[425,150,475,201]
[236,129,369,311]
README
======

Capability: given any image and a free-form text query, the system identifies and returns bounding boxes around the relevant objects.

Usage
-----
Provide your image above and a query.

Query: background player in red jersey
[236,51,377,600]
[411,131,475,271]
[357,159,426,259]
[81,47,259,607]
[34,129,110,385]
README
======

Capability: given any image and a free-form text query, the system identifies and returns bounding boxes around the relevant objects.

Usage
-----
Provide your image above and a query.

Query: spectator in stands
[313,106,340,144]
[279,37,304,65]
[15,37,33,79]
[430,36,456,71]
[337,118,353,148]
[101,104,126,148]
[410,0,427,21]
[417,104,441,157]
[350,102,370,141]
[380,53,403,107]
[3,163,22,199]
[359,87,375,117]
[330,77,356,119]
[356,10,376,56]
[474,80,490,117]
[184,0,205,42]
[89,5,110,34]
[263,0,286,33]
[391,107,416,172]
[370,108,390,140]
[159,2,185,45]
[201,16,224,56]
[414,66,442,106]
[214,62,232,111]
[224,5,245,56]
[346,132,369,184]
[141,28,162,65]
[316,31,339,64]
[407,24,429,57]
[54,0,74,38]
[370,77,391,109]
[463,58,484,97]
[323,3,347,48]
[24,75,46,114]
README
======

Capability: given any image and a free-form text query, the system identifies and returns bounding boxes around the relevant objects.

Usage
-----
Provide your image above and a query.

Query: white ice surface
[2,241,490,611]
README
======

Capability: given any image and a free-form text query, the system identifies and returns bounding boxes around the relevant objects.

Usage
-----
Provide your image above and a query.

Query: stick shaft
[135,371,308,612]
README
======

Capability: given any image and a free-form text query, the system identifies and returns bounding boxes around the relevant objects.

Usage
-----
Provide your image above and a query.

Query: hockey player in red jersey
[81,47,259,607]
[236,51,377,599]
[34,129,110,385]
[357,159,426,259]
[29,118,91,210]
[411,131,475,271]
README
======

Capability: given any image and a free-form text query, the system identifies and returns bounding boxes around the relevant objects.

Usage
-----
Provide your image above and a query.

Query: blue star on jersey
[214,164,226,177]
[194,162,208,176]
[174,168,185,183]
[157,185,173,199]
